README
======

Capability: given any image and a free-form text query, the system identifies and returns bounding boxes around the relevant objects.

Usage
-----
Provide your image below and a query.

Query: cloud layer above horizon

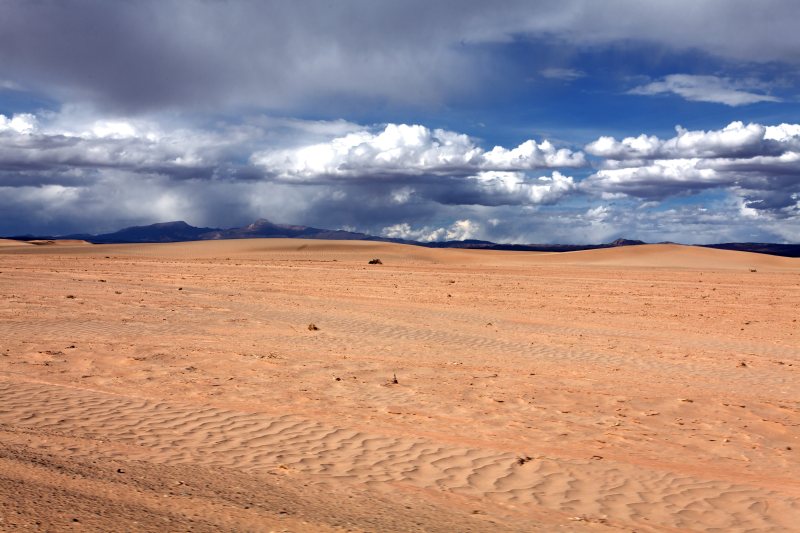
[2,112,798,242]
[1,1,799,243]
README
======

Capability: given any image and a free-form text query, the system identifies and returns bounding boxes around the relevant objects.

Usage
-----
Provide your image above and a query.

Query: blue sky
[1,0,799,243]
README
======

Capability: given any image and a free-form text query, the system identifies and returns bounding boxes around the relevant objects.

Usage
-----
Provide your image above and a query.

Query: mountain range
[6,219,800,257]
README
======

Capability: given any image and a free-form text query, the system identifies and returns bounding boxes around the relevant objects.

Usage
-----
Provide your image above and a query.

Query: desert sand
[25,239,93,246]
[0,239,31,247]
[0,239,92,248]
[0,239,798,532]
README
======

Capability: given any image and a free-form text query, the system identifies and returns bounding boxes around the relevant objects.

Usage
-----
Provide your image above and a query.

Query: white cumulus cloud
[251,123,585,181]
[586,121,779,160]
[382,219,481,242]
[584,121,800,214]
[468,171,576,205]
[0,113,38,135]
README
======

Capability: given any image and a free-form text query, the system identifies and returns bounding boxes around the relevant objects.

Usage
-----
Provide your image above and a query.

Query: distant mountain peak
[152,220,192,228]
[609,238,646,246]
[247,218,276,228]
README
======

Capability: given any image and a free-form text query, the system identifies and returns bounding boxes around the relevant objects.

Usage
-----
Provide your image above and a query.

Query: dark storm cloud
[0,132,220,185]
[0,0,482,112]
[2,1,800,113]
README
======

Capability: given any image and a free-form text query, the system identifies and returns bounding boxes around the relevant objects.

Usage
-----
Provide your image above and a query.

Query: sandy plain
[0,238,798,532]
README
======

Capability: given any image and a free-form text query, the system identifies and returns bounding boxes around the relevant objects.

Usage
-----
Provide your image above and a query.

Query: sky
[1,0,800,244]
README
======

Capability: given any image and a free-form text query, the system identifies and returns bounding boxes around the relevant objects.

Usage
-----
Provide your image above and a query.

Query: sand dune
[0,238,91,247]
[5,237,797,270]
[534,243,798,270]
[0,238,798,531]
[0,238,31,247]
[26,239,92,246]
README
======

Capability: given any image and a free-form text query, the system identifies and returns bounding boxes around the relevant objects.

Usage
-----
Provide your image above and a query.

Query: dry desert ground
[0,238,799,532]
